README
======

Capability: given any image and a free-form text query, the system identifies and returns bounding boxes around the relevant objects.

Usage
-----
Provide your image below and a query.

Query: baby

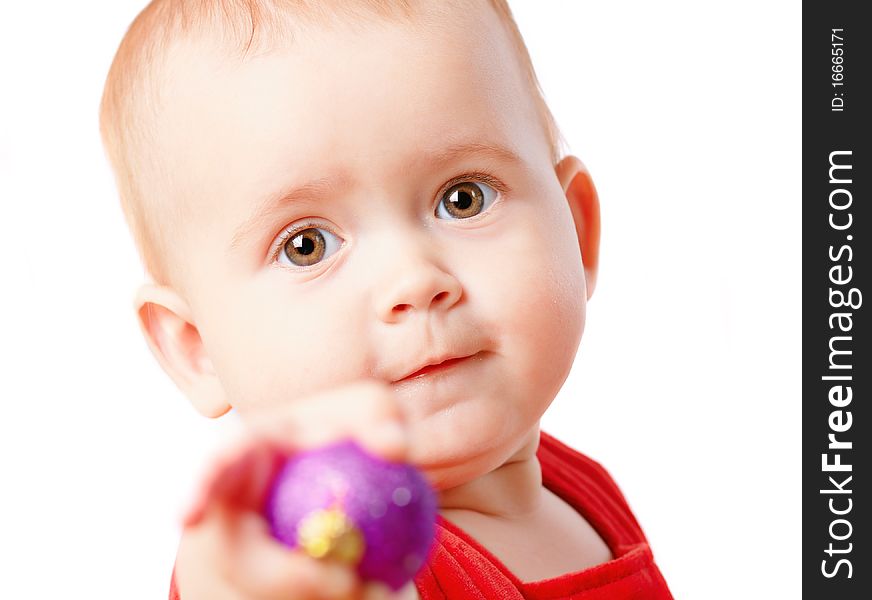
[100,1,672,598]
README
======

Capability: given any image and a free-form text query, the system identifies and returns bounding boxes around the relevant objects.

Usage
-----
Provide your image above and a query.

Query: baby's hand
[174,380,418,600]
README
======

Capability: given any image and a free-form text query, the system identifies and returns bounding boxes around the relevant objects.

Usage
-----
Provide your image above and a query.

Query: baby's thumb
[182,439,285,527]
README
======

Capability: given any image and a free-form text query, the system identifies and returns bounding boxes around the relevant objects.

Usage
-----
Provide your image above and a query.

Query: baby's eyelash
[439,171,510,197]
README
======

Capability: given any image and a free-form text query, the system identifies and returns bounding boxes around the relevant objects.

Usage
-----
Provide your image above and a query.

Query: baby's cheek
[501,212,586,397]
[523,268,584,392]
[210,285,370,411]
[261,297,370,396]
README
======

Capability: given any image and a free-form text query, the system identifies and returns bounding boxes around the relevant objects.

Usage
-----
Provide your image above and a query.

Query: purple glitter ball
[265,441,437,591]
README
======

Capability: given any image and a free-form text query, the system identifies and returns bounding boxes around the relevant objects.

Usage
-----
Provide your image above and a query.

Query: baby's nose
[375,259,462,323]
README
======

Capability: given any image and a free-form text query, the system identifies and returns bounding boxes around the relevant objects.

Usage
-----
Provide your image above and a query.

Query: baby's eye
[436,181,498,220]
[277,226,343,267]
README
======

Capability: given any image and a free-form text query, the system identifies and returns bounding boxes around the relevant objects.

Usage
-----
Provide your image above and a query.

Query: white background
[0,1,800,598]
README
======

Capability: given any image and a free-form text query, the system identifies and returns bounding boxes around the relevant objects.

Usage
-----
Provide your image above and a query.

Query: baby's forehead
[163,0,482,62]
[154,1,547,186]
[169,28,537,186]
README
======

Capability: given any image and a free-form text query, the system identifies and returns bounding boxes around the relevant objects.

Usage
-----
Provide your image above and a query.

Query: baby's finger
[362,582,418,600]
[183,440,284,527]
[218,510,359,600]
[362,583,392,600]
[247,380,409,461]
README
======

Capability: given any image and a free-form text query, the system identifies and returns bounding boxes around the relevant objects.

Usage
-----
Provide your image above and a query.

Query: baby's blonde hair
[100,0,565,288]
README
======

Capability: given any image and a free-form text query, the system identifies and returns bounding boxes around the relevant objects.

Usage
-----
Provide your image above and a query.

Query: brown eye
[436,181,497,220]
[280,227,341,267]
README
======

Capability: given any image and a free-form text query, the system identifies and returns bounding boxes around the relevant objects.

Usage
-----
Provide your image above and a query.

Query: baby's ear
[555,155,601,299]
[133,283,231,418]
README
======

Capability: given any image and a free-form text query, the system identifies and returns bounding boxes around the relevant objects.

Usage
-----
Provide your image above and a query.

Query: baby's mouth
[399,355,472,381]
[393,351,482,384]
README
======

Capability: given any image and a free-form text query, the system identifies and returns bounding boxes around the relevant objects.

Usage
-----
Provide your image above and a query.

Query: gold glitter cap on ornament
[296,506,366,564]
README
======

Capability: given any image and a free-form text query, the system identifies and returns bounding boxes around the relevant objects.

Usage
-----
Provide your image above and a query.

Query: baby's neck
[437,428,543,520]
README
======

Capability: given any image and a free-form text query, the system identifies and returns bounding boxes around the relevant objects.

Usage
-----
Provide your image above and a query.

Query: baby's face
[156,2,588,489]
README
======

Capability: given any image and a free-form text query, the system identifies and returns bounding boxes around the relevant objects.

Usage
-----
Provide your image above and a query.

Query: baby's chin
[410,422,542,492]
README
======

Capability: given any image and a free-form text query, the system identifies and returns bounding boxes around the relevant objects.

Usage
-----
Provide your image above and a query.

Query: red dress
[170,431,672,599]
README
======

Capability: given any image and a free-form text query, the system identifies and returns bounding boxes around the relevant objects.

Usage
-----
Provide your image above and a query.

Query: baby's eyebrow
[229,176,343,253]
[429,141,522,169]
[228,141,522,253]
